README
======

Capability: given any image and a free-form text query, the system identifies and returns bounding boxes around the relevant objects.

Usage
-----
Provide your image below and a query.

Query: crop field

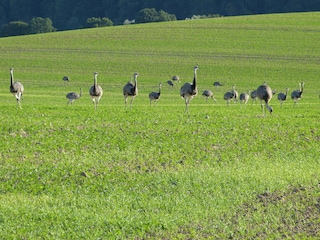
[0,12,319,238]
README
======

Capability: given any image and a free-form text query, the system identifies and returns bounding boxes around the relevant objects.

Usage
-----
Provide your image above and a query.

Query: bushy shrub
[135,8,176,24]
[86,17,113,28]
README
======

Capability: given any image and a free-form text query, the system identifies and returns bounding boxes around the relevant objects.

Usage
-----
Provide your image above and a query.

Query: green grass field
[0,12,319,239]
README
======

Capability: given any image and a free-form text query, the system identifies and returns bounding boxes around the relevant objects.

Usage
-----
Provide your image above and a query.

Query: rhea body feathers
[180,66,199,112]
[202,89,217,102]
[123,72,139,108]
[291,82,304,104]
[149,83,162,105]
[224,85,238,105]
[89,72,103,109]
[277,87,289,107]
[256,84,273,115]
[239,90,250,105]
[67,88,82,104]
[9,68,24,109]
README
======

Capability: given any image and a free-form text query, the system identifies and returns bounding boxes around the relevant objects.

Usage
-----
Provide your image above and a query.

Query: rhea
[171,75,180,83]
[277,87,289,108]
[180,66,199,112]
[9,68,24,109]
[213,81,223,90]
[239,90,250,106]
[63,76,70,83]
[123,72,139,108]
[149,83,162,106]
[89,72,103,110]
[66,88,82,105]
[167,80,174,88]
[250,90,258,105]
[256,84,273,115]
[224,85,238,105]
[202,90,217,103]
[291,82,305,105]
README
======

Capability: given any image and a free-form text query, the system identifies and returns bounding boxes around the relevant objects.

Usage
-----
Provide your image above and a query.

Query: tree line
[1,0,319,37]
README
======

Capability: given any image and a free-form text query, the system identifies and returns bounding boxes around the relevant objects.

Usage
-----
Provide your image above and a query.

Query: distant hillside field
[0,12,319,239]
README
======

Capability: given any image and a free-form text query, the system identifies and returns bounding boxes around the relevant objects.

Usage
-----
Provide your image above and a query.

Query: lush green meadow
[0,12,319,238]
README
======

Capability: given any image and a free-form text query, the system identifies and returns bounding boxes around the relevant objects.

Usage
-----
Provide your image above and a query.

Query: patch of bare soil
[229,184,320,239]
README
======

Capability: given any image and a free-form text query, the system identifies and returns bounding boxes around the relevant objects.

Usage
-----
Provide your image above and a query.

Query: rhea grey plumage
[149,83,162,106]
[9,68,24,109]
[250,89,258,105]
[180,66,199,112]
[277,87,289,107]
[66,88,82,105]
[167,80,174,87]
[291,82,304,105]
[239,90,250,105]
[202,90,217,102]
[89,72,103,110]
[213,81,223,90]
[172,75,180,83]
[256,84,273,115]
[123,72,139,108]
[63,76,70,82]
[224,85,238,105]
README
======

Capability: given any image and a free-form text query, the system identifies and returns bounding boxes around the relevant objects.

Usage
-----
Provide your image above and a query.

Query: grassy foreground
[0,12,320,238]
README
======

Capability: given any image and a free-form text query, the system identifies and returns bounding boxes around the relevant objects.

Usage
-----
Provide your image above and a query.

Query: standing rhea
[202,90,217,103]
[180,66,199,112]
[89,72,103,110]
[239,90,250,106]
[277,87,289,108]
[63,76,70,82]
[224,85,238,105]
[256,84,273,115]
[291,82,305,105]
[9,68,24,109]
[149,83,162,106]
[66,88,82,105]
[123,72,139,108]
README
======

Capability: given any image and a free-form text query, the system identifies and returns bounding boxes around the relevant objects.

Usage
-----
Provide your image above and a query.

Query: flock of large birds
[9,66,305,115]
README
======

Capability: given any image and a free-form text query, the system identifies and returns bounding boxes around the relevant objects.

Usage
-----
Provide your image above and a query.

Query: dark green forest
[1,0,320,36]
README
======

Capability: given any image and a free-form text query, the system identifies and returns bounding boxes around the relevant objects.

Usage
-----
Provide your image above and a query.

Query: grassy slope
[0,12,319,238]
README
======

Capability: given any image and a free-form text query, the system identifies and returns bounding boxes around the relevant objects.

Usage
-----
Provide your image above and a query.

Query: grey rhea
[250,89,258,105]
[256,84,273,115]
[89,72,103,110]
[149,83,162,106]
[224,85,238,105]
[291,82,305,105]
[167,80,174,87]
[123,72,139,108]
[63,76,70,82]
[66,88,82,105]
[277,87,289,108]
[9,68,24,109]
[172,75,180,83]
[239,90,250,106]
[180,66,199,112]
[213,81,223,90]
[202,90,217,102]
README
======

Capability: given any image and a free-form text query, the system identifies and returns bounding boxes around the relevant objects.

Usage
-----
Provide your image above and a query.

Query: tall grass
[0,12,319,238]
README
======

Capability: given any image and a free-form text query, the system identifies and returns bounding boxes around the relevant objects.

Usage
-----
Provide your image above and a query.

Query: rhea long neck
[133,74,138,90]
[10,69,14,86]
[93,73,98,89]
[300,83,304,94]
[192,68,197,89]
